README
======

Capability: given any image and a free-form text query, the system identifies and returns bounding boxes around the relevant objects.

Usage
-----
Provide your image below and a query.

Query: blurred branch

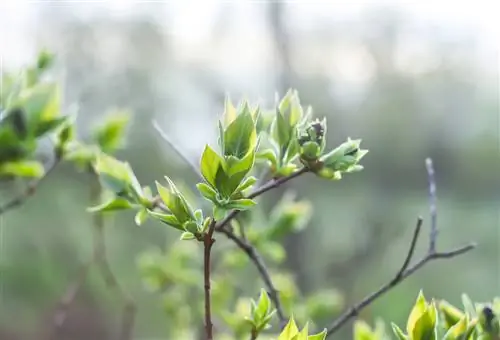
[152,120,202,179]
[322,158,476,337]
[50,169,135,340]
[0,152,61,216]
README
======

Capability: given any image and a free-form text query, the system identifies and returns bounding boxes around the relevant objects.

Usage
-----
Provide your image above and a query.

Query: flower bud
[297,118,327,161]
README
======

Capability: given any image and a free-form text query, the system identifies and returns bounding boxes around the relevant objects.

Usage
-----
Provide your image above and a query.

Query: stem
[203,219,217,340]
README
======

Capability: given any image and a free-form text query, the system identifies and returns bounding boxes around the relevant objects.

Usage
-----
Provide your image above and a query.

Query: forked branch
[323,158,476,337]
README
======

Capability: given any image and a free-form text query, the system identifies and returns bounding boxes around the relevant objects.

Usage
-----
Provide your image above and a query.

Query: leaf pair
[392,291,438,340]
[278,316,327,340]
[150,177,208,240]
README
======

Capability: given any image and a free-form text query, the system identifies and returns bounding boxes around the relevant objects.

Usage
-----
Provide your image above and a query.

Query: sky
[1,0,499,68]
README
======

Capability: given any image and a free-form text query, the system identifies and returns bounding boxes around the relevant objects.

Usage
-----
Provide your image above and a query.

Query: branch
[216,167,309,231]
[152,120,202,180]
[219,227,286,323]
[425,158,438,253]
[322,158,476,337]
[49,170,136,340]
[203,218,217,340]
[0,154,60,215]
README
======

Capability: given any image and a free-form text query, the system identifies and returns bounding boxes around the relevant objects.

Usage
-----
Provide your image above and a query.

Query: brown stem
[203,219,217,340]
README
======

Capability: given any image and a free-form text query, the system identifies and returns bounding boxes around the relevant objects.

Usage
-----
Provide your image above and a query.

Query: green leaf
[353,320,374,340]
[226,146,255,178]
[147,210,184,231]
[200,145,225,188]
[257,149,278,167]
[443,316,468,340]
[93,153,142,198]
[308,329,327,340]
[180,232,196,240]
[234,176,257,193]
[196,182,218,203]
[94,110,130,152]
[134,208,149,226]
[278,316,299,340]
[439,300,465,329]
[274,108,291,150]
[156,177,194,223]
[0,160,44,178]
[295,323,309,340]
[225,198,256,211]
[223,96,237,126]
[254,289,271,322]
[223,104,256,158]
[391,323,408,340]
[407,291,429,331]
[461,294,477,318]
[11,83,61,129]
[33,116,68,137]
[213,205,227,221]
[87,197,134,213]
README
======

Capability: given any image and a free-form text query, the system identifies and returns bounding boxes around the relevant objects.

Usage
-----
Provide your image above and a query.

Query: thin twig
[0,154,60,215]
[322,158,477,337]
[216,167,309,231]
[425,157,438,253]
[203,219,217,340]
[152,120,202,179]
[50,260,93,335]
[219,227,286,323]
[50,170,136,340]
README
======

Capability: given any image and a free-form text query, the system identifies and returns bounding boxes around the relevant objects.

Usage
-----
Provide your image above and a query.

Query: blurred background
[0,0,498,339]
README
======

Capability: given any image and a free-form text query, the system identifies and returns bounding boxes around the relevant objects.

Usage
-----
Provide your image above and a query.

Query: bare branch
[152,120,203,181]
[50,170,136,340]
[216,167,309,231]
[425,157,438,253]
[218,227,286,323]
[322,158,477,337]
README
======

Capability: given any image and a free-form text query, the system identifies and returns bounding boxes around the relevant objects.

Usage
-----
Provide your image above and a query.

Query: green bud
[297,118,327,162]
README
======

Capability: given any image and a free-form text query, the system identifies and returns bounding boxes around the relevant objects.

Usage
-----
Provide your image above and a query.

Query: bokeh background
[0,1,498,339]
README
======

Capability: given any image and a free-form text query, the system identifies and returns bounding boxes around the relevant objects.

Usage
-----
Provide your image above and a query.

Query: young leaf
[223,105,256,158]
[134,208,149,226]
[94,110,130,152]
[295,323,309,340]
[213,205,227,221]
[443,316,468,340]
[278,316,299,340]
[234,176,257,193]
[87,197,134,213]
[200,145,225,188]
[225,198,256,211]
[196,182,218,203]
[156,178,194,223]
[147,210,184,231]
[0,160,45,178]
[391,324,408,340]
[308,329,327,340]
[180,232,196,240]
[254,289,271,322]
[223,96,237,126]
[353,320,374,340]
[461,294,477,318]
